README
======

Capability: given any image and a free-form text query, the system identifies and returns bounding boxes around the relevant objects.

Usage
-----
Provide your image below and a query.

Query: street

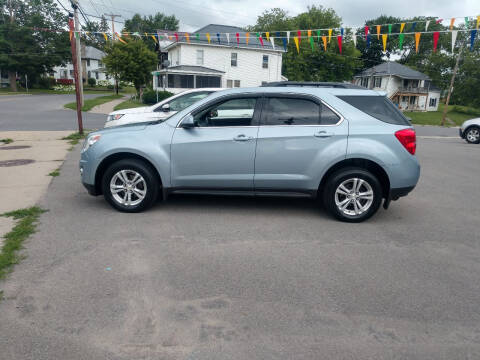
[0,94,107,131]
[0,131,479,358]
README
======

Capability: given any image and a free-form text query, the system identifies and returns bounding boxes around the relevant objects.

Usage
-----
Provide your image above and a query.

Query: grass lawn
[64,94,123,112]
[406,103,479,127]
[0,87,135,95]
[113,98,145,111]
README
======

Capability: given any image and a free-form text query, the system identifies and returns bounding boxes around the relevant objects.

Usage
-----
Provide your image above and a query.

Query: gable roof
[160,65,224,74]
[163,24,281,52]
[82,46,104,60]
[355,61,429,80]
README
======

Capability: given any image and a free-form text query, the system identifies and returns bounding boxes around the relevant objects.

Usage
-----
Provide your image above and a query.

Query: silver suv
[80,87,420,222]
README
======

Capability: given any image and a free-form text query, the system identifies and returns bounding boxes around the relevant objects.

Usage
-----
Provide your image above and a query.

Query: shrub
[142,89,173,105]
[97,79,110,87]
[53,84,75,92]
[452,105,480,117]
[37,77,56,89]
[107,84,114,90]
[56,78,74,85]
[87,78,96,87]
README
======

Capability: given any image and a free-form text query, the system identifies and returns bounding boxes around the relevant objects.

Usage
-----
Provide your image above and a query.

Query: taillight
[395,128,416,155]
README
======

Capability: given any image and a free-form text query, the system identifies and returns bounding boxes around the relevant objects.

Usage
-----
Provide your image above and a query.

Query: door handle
[314,131,334,138]
[233,134,253,141]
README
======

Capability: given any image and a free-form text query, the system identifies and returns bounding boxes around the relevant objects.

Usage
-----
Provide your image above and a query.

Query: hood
[461,118,480,130]
[109,106,152,116]
[94,122,149,136]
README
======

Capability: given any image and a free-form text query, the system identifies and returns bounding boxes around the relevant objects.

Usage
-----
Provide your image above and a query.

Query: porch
[391,92,429,112]
[152,65,224,94]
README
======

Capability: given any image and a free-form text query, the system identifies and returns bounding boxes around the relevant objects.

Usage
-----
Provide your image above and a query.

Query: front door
[254,95,348,192]
[171,96,261,189]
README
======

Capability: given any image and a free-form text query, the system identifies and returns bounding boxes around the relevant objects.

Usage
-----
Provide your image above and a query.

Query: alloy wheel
[110,170,147,206]
[466,128,480,143]
[334,177,374,216]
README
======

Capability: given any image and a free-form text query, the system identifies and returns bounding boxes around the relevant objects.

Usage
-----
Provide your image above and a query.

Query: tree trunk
[115,78,119,95]
[8,71,17,92]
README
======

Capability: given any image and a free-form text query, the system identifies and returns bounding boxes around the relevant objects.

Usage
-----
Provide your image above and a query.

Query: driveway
[0,94,107,131]
[0,137,479,359]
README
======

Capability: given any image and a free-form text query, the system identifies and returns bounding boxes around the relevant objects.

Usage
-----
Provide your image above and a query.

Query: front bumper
[459,128,464,138]
[82,182,99,196]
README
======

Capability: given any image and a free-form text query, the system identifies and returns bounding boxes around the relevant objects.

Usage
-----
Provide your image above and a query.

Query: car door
[170,95,261,189]
[254,94,348,192]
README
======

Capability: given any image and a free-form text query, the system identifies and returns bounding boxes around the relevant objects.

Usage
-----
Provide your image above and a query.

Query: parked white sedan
[104,88,222,128]
[459,118,480,144]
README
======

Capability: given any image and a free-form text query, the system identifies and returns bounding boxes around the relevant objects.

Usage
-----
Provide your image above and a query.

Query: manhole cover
[0,145,31,150]
[0,159,35,167]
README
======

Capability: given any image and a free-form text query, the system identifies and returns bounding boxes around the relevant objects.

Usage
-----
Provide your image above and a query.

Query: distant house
[152,24,285,93]
[353,61,441,112]
[0,69,9,88]
[51,45,113,85]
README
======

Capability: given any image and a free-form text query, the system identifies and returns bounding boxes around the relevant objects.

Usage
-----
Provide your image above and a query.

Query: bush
[97,79,110,87]
[87,78,96,87]
[53,84,75,92]
[37,77,56,89]
[107,84,114,90]
[142,89,173,105]
[56,78,74,85]
[452,105,480,117]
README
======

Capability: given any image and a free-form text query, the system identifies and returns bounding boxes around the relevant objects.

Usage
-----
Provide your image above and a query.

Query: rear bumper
[390,186,415,200]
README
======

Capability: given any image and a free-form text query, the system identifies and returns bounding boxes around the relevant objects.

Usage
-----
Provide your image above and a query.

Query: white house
[353,61,441,112]
[51,45,113,84]
[152,24,285,93]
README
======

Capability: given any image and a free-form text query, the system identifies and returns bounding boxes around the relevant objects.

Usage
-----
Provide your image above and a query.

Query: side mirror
[180,114,195,129]
[161,103,170,112]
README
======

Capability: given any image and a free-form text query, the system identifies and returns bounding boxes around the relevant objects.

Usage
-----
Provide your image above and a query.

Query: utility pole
[441,42,464,126]
[68,13,84,134]
[71,0,84,106]
[7,0,17,92]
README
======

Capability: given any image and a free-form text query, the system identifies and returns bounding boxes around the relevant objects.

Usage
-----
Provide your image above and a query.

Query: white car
[104,88,222,128]
[459,118,480,144]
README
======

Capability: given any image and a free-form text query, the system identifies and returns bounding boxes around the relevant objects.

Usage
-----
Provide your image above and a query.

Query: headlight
[82,134,101,152]
[107,114,124,122]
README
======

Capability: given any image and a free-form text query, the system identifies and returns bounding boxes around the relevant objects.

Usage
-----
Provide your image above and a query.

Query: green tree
[0,0,70,91]
[82,16,109,49]
[103,40,157,95]
[123,12,179,51]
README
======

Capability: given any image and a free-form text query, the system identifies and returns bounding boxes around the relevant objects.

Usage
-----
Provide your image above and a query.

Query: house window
[87,71,91,79]
[361,77,369,88]
[98,61,103,67]
[227,80,233,88]
[234,80,240,88]
[95,72,99,80]
[60,69,67,78]
[429,98,437,107]
[196,50,204,66]
[168,74,194,88]
[196,75,221,88]
[402,96,408,102]
[409,96,416,105]
[69,70,74,77]
[231,53,237,67]
[374,77,382,88]
[262,55,269,69]
[86,59,90,67]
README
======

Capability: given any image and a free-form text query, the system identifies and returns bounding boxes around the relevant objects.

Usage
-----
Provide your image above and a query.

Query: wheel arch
[94,152,163,196]
[318,158,390,198]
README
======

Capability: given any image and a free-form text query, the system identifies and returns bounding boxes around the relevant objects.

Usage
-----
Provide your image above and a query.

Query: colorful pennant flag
[433,31,440,52]
[69,29,73,41]
[337,35,342,53]
[471,30,477,51]
[310,36,314,51]
[451,30,458,52]
[425,20,430,31]
[328,28,333,43]
[246,32,250,45]
[388,24,392,34]
[196,33,200,41]
[307,29,311,38]
[316,30,321,41]
[286,31,290,43]
[297,30,301,43]
[340,28,344,38]
[399,33,405,50]
[465,17,469,28]
[279,31,287,51]
[376,25,381,39]
[477,15,480,29]
[206,33,211,43]
[411,22,417,32]
[352,34,357,47]
[151,35,157,43]
[364,26,369,39]
[450,18,455,30]
[415,32,421,53]
[400,23,405,33]
[226,33,230,44]
[236,32,239,45]
[259,35,264,47]
[117,34,127,44]
[436,18,443,24]
[174,32,179,42]
[216,33,220,44]
[185,33,190,43]
[322,36,327,51]
[382,33,388,51]
[270,36,275,50]
[103,32,108,41]
[366,34,371,48]
[266,32,270,41]
[294,36,300,53]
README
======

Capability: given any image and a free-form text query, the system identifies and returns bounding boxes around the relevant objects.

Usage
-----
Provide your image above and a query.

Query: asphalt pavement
[0,94,107,131]
[0,136,479,359]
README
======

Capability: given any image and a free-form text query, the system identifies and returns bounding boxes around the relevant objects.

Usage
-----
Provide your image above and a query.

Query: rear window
[337,95,410,125]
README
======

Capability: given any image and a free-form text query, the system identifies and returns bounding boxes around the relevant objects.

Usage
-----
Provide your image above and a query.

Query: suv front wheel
[323,168,382,222]
[102,159,159,212]
[465,126,480,144]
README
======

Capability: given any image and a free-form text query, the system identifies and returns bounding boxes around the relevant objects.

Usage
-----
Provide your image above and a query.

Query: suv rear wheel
[465,126,480,144]
[323,168,382,222]
[102,159,159,212]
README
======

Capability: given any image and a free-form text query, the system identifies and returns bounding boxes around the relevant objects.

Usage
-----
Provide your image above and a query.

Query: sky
[73,0,480,32]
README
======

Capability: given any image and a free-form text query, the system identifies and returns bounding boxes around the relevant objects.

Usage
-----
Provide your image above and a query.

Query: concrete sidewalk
[0,131,73,244]
[89,96,128,115]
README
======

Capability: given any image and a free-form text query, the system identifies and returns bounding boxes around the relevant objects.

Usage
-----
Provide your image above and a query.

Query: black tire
[102,158,160,212]
[323,167,383,223]
[465,126,480,144]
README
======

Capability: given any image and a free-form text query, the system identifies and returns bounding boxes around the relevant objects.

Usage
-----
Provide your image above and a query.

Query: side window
[321,105,341,125]
[193,98,257,127]
[264,97,320,125]
[167,91,211,112]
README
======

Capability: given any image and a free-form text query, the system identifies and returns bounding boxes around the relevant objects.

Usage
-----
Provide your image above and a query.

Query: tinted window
[196,76,221,88]
[321,105,341,125]
[264,98,320,125]
[337,95,410,125]
[156,91,211,112]
[194,98,257,127]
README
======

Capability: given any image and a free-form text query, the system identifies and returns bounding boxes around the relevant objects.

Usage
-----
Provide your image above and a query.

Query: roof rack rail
[261,81,365,89]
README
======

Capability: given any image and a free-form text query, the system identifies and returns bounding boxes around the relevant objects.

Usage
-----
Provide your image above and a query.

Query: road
[0,136,479,359]
[0,94,107,131]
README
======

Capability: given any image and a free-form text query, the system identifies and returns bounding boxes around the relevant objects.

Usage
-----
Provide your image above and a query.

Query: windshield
[155,91,212,112]
[337,95,410,126]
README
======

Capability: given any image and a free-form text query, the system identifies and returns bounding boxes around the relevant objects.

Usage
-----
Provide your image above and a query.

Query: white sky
[71,0,480,32]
